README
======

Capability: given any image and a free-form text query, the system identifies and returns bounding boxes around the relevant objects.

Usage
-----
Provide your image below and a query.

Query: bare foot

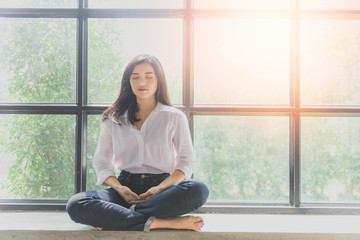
[150,215,204,231]
[93,227,103,231]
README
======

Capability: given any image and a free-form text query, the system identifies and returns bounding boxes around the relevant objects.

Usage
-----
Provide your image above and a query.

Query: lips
[138,88,147,91]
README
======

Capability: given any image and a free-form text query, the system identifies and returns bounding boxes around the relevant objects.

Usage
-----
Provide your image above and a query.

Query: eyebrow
[131,72,154,75]
[146,72,154,74]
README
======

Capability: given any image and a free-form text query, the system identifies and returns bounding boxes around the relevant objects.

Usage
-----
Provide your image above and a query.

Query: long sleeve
[173,112,196,179]
[92,120,116,187]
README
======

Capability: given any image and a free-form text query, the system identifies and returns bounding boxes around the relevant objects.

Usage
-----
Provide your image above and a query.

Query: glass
[194,116,289,203]
[300,0,360,10]
[301,20,360,105]
[194,19,290,105]
[301,117,360,203]
[0,114,76,199]
[0,0,77,8]
[0,18,76,103]
[88,18,183,105]
[89,0,183,9]
[194,0,290,9]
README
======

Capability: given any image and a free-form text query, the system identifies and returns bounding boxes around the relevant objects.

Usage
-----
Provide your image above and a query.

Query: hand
[134,186,162,203]
[115,185,140,204]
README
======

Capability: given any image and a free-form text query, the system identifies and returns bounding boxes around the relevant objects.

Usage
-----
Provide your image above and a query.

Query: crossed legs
[66,179,209,231]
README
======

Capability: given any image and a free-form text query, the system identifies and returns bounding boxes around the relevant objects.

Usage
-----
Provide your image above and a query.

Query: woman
[66,54,209,232]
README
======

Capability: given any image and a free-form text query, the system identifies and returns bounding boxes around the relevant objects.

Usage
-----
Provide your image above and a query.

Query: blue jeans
[66,171,209,231]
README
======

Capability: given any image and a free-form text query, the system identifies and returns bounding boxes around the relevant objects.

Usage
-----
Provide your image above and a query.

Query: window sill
[0,211,359,240]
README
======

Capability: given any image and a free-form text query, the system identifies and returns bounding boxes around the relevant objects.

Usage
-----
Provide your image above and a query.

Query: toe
[195,216,203,222]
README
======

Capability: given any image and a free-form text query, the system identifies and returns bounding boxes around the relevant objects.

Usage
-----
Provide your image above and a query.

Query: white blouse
[93,103,196,187]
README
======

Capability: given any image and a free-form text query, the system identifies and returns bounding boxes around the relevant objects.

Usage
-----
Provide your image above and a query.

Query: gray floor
[1,211,360,240]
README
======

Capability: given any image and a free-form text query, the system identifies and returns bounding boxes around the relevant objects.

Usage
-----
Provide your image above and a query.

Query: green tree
[0,17,122,198]
[0,18,77,199]
[194,116,289,203]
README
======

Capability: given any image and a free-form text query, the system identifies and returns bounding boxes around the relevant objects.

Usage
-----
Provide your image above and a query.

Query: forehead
[132,63,155,74]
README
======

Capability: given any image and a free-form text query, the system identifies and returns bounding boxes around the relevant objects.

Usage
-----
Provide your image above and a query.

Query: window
[0,114,76,200]
[88,0,183,9]
[300,0,360,10]
[194,19,289,105]
[0,18,76,103]
[301,117,360,203]
[194,0,290,9]
[194,116,289,203]
[87,18,183,105]
[301,19,360,105]
[1,0,360,213]
[0,0,77,8]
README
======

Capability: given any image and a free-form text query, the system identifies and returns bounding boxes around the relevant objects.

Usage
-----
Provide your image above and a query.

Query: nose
[138,77,146,86]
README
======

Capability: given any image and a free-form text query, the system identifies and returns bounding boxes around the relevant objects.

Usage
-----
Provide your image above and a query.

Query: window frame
[0,0,360,214]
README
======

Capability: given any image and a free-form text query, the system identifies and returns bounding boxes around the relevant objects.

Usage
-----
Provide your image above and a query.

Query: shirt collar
[123,101,168,120]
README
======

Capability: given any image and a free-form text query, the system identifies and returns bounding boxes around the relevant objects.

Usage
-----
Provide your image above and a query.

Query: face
[130,63,158,102]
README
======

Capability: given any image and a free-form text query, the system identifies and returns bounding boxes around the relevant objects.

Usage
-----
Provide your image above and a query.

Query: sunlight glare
[195,19,289,105]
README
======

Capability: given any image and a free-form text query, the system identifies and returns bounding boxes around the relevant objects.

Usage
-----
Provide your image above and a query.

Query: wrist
[114,184,124,192]
[156,185,167,192]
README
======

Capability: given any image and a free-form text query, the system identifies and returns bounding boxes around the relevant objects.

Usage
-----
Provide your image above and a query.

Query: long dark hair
[102,54,172,125]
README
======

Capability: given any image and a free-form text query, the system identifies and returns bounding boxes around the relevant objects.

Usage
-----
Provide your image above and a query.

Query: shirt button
[141,174,146,179]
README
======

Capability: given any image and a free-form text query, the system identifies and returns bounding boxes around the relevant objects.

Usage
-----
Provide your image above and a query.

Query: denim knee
[66,193,85,223]
[180,179,209,207]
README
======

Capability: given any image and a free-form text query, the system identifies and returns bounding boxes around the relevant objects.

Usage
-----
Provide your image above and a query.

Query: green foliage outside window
[0,18,122,199]
[0,18,77,199]
[194,116,289,203]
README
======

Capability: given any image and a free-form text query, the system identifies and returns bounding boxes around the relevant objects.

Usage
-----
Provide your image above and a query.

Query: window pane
[0,18,77,103]
[0,0,77,8]
[301,0,360,9]
[301,117,360,203]
[88,19,183,105]
[301,20,360,105]
[89,0,183,9]
[194,19,290,105]
[194,116,289,203]
[0,114,76,200]
[194,0,290,9]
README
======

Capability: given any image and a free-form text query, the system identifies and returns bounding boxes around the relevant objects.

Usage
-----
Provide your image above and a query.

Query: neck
[137,97,157,114]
